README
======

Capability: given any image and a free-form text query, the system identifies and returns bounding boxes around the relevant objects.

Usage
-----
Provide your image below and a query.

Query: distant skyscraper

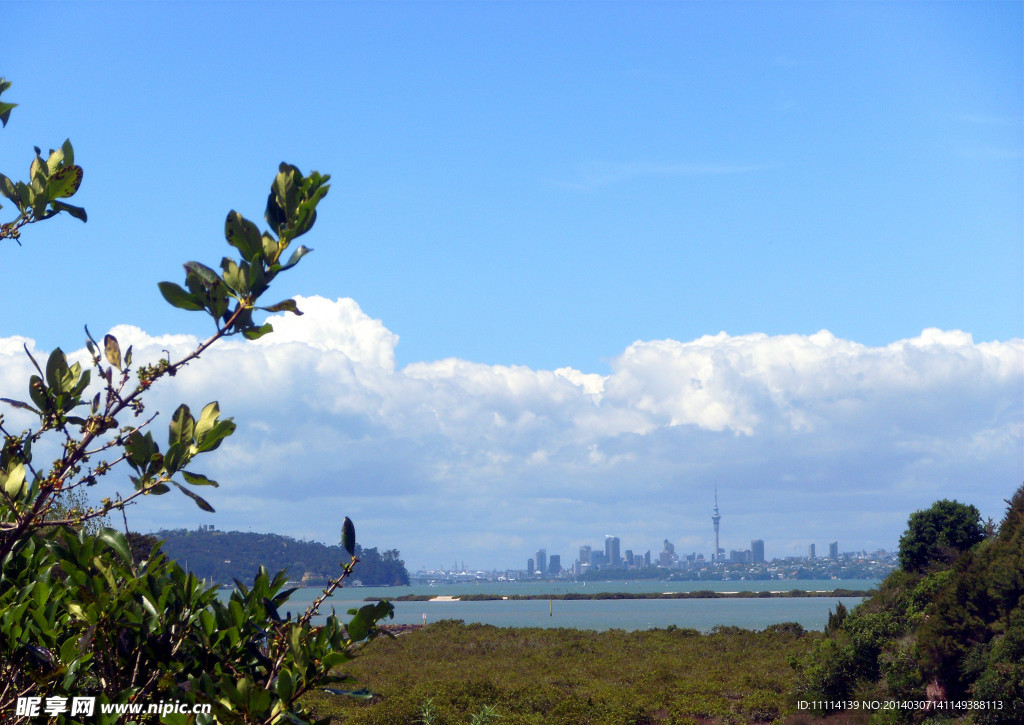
[712,486,722,562]
[808,543,816,560]
[548,554,561,574]
[527,558,534,576]
[751,539,765,563]
[579,545,591,566]
[605,536,621,567]
[829,541,838,559]
[536,549,547,576]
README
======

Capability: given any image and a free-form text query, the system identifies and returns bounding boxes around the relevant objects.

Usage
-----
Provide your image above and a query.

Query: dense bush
[0,78,392,724]
[794,485,1024,724]
[898,499,985,574]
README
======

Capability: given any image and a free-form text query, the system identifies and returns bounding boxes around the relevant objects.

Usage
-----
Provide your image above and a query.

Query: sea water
[249,579,874,632]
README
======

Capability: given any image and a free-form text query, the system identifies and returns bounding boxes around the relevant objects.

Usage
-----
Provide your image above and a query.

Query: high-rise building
[625,550,634,567]
[527,558,534,577]
[829,541,838,559]
[658,539,677,567]
[605,536,621,568]
[548,554,561,574]
[579,545,592,566]
[712,487,722,562]
[536,548,547,576]
[808,543,816,560]
[751,539,765,563]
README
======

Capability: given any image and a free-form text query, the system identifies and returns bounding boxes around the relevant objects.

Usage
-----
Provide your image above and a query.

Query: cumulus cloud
[2,296,1020,569]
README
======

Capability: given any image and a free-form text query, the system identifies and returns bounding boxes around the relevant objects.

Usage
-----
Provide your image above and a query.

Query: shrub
[0,78,392,724]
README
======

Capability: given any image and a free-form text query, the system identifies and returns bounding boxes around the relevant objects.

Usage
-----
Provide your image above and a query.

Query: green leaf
[61,138,75,167]
[279,244,312,271]
[45,146,64,175]
[341,517,356,557]
[194,401,220,437]
[320,651,353,670]
[259,299,302,316]
[125,431,156,468]
[224,211,263,261]
[163,442,186,474]
[1,397,39,413]
[242,323,274,340]
[103,334,121,370]
[45,348,70,391]
[50,200,87,222]
[0,101,15,128]
[194,418,235,453]
[173,481,215,512]
[158,281,204,311]
[2,463,26,498]
[46,164,82,199]
[98,528,132,565]
[183,261,220,285]
[28,375,48,411]
[220,257,247,295]
[0,173,17,202]
[169,404,195,448]
[181,470,219,487]
[276,667,294,702]
[141,595,160,621]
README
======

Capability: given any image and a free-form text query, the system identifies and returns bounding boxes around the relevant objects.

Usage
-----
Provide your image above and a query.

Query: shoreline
[366,588,872,602]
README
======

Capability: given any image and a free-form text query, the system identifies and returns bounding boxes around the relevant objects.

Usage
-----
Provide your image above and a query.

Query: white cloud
[2,297,1021,570]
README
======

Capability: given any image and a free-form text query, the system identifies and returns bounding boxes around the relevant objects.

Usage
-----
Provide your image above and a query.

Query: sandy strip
[429,595,459,602]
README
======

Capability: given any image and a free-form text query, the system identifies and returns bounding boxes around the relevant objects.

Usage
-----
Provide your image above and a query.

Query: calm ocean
[250,579,874,632]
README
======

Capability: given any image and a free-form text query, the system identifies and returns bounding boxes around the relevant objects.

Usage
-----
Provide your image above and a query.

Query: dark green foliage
[302,620,817,724]
[126,531,159,567]
[916,485,1024,707]
[898,498,985,573]
[1,80,87,242]
[155,528,410,586]
[1,526,393,724]
[825,601,847,635]
[795,485,1024,722]
[1,87,394,724]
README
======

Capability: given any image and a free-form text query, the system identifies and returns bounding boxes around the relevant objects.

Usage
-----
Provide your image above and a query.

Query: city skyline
[522,490,853,575]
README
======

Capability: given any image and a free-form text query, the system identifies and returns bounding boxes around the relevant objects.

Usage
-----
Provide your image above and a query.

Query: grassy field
[302,619,820,724]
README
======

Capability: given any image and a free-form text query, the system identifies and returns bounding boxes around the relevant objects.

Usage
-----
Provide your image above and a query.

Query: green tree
[1,78,392,724]
[898,498,985,573]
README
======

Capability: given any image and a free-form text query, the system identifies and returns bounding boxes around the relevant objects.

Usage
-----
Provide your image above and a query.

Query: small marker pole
[549,599,553,617]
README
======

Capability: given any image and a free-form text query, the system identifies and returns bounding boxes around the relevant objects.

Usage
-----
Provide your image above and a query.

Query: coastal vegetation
[155,528,410,586]
[303,619,817,724]
[0,79,392,724]
[793,486,1023,723]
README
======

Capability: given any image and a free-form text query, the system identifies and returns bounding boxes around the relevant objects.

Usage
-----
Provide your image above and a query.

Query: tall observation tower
[711,486,721,563]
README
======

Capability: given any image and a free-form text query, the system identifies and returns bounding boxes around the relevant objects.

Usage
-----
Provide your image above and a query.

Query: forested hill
[152,529,410,586]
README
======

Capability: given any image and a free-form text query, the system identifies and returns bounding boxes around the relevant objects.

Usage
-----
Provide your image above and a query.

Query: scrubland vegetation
[304,620,815,724]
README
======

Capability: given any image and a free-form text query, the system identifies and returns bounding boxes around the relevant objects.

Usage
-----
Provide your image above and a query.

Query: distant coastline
[369,588,873,602]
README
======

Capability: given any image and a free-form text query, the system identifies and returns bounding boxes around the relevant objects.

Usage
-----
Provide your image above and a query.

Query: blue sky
[2,3,1021,569]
